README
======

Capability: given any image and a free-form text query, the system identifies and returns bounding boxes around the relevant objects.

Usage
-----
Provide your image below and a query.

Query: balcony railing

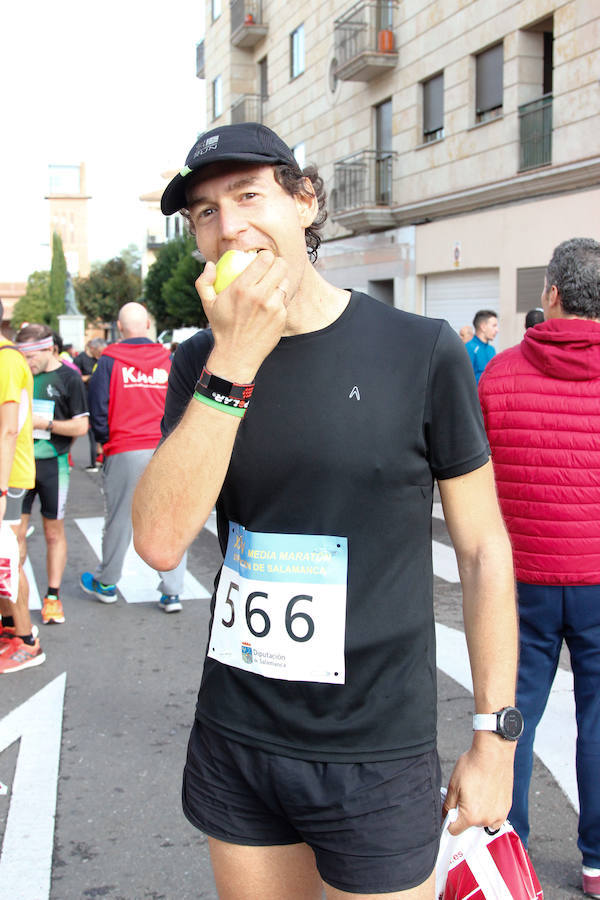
[331,149,396,232]
[519,94,552,171]
[334,0,398,81]
[196,40,205,79]
[231,94,263,125]
[230,0,268,47]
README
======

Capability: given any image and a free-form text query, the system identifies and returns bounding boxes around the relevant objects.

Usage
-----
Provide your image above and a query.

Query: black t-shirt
[74,352,96,378]
[33,364,88,459]
[163,293,489,761]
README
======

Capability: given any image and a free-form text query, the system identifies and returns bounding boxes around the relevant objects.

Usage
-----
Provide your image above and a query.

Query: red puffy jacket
[479,318,600,585]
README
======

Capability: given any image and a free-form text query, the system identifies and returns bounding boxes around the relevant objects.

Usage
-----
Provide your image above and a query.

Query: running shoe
[42,595,65,624]
[158,594,182,613]
[0,623,38,651]
[584,867,600,898]
[0,637,45,674]
[80,571,117,603]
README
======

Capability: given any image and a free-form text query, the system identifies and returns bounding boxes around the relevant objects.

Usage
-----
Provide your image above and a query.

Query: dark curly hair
[181,163,327,263]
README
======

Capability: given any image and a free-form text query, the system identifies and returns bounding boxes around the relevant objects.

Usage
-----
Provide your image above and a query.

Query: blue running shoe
[158,594,182,613]
[80,572,117,604]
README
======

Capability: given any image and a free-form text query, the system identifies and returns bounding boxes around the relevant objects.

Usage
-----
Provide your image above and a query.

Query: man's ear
[295,179,318,228]
[547,284,562,312]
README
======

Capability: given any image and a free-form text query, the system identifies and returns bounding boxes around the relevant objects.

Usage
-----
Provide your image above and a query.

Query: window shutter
[423,73,444,134]
[476,43,503,113]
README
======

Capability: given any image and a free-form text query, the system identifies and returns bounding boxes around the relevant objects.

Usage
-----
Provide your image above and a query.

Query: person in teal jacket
[465,309,498,383]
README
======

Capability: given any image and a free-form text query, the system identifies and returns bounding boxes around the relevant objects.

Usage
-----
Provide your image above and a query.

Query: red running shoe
[0,636,45,674]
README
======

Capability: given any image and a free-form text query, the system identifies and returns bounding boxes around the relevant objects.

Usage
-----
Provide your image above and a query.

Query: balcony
[231,94,263,125]
[331,150,397,232]
[196,40,205,79]
[519,94,552,171]
[334,0,398,82]
[230,0,268,48]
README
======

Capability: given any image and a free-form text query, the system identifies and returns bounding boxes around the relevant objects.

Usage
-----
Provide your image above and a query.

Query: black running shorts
[182,721,442,894]
[23,454,70,521]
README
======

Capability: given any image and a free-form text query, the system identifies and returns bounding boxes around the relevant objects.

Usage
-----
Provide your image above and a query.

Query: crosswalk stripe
[23,557,41,610]
[432,541,460,582]
[74,517,210,603]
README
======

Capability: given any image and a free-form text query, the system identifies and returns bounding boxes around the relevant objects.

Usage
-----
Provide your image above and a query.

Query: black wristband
[196,367,254,402]
[193,367,255,415]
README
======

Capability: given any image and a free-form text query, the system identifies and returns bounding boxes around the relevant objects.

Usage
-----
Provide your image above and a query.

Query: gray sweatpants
[95,448,186,595]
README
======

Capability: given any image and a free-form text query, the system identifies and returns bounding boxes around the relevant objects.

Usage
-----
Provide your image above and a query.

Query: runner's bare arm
[32,414,89,436]
[438,459,518,835]
[132,252,290,572]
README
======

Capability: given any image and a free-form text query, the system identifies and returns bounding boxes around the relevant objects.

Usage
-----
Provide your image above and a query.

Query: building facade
[195,0,600,348]
[45,164,91,279]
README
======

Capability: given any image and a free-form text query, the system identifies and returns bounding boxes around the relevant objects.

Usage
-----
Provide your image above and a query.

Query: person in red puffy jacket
[479,237,600,900]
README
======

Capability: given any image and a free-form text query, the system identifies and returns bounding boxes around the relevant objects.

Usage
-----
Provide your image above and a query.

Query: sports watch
[473,706,524,741]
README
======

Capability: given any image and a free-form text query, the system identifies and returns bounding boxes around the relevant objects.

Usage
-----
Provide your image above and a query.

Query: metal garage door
[425,270,499,336]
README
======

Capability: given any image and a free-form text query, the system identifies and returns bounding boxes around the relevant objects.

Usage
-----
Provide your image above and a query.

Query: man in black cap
[133,122,520,900]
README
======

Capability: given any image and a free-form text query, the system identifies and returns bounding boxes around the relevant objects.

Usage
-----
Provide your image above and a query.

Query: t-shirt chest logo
[46,384,61,399]
[349,386,361,401]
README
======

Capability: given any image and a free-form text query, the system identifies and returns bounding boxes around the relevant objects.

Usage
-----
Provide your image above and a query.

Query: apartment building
[195,0,600,347]
[45,163,91,278]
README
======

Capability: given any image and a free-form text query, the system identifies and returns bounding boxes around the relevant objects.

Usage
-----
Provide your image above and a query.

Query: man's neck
[283,266,350,337]
[475,330,488,344]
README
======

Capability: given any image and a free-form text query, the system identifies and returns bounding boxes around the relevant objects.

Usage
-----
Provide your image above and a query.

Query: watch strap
[473,713,498,732]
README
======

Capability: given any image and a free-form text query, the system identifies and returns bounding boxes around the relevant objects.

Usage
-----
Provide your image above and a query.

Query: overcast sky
[2,0,206,281]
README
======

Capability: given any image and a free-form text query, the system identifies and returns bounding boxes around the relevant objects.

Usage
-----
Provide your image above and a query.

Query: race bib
[208,523,348,684]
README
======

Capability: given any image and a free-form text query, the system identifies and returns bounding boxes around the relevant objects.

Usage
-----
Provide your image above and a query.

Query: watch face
[501,707,524,740]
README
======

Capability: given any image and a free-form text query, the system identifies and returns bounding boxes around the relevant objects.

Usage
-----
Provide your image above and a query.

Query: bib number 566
[221,581,315,643]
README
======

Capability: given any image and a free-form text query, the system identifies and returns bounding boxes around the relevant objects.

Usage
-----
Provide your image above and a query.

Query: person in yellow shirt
[0,301,45,673]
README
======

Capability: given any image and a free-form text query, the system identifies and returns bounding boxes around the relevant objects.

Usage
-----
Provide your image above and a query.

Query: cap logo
[191,134,220,161]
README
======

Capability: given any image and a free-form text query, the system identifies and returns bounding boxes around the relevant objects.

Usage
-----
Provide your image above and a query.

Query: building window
[516,267,546,312]
[293,142,306,169]
[212,75,223,119]
[423,72,444,143]
[212,0,221,22]
[375,98,393,205]
[259,56,268,100]
[290,24,305,79]
[476,43,503,123]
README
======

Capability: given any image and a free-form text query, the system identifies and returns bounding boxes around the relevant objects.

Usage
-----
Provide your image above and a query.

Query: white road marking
[0,673,66,900]
[432,541,460,582]
[432,502,444,520]
[23,557,41,611]
[75,517,210,603]
[205,510,218,538]
[435,623,578,812]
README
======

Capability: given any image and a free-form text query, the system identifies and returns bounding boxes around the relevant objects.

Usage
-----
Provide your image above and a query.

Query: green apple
[214,249,258,294]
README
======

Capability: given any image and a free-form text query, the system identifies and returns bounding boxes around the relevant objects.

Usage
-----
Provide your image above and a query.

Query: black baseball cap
[160,122,299,215]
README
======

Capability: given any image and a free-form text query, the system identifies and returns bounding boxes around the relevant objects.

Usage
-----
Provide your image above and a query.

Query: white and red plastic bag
[0,521,19,603]
[435,807,543,899]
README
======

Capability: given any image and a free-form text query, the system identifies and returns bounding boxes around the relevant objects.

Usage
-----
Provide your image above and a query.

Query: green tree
[143,234,204,332]
[11,271,52,330]
[74,256,142,324]
[48,232,67,327]
[163,248,206,328]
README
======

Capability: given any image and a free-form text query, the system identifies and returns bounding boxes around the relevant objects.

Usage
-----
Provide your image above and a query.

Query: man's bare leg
[207,839,323,900]
[207,838,435,900]
[42,517,67,589]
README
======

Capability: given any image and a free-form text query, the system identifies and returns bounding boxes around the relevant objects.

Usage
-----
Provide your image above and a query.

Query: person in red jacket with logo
[80,302,186,612]
[479,237,600,900]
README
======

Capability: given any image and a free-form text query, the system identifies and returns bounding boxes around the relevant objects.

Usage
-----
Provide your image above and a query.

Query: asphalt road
[0,437,584,899]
